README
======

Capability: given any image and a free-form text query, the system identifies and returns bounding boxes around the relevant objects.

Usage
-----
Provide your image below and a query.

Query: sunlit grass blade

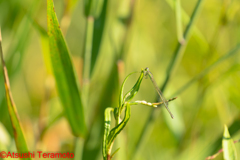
[123,71,144,103]
[222,125,238,160]
[0,1,40,113]
[82,0,105,107]
[82,16,94,107]
[119,72,138,109]
[173,43,240,96]
[206,139,240,160]
[165,0,208,50]
[47,0,87,137]
[0,29,31,160]
[175,0,184,43]
[208,118,240,156]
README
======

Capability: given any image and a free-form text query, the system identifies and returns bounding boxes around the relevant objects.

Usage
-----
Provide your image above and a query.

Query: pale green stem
[74,137,85,160]
[82,16,94,107]
[175,0,184,44]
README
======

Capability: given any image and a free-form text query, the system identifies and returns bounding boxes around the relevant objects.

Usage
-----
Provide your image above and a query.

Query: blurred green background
[0,0,240,159]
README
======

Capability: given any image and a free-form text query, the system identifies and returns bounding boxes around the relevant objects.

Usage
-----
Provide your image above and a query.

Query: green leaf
[222,125,238,160]
[107,104,131,153]
[0,30,31,160]
[47,0,87,137]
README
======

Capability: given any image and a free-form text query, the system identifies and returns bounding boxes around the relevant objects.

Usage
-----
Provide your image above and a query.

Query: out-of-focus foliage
[0,0,240,160]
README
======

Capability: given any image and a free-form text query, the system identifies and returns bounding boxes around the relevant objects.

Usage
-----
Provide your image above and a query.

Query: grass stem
[82,16,94,106]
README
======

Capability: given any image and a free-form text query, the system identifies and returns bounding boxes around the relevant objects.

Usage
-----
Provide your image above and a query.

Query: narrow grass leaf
[82,16,94,107]
[47,0,87,137]
[165,0,208,50]
[208,117,240,155]
[123,70,144,103]
[0,29,31,160]
[119,72,138,109]
[173,43,240,96]
[222,125,238,160]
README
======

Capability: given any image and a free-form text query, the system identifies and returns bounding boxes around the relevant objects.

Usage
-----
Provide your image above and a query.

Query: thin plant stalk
[173,43,240,96]
[175,0,184,44]
[130,0,205,158]
[82,16,94,107]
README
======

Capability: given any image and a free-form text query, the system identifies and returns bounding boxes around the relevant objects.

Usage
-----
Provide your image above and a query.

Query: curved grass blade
[123,70,144,103]
[118,71,138,110]
[0,29,31,160]
[107,104,130,154]
[47,0,87,137]
[222,125,238,160]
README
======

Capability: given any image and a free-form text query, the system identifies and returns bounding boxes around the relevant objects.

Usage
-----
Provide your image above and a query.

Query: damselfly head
[144,67,149,71]
[144,67,149,78]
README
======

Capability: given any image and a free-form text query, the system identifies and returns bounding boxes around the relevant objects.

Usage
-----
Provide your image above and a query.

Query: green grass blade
[118,71,138,110]
[207,118,240,156]
[82,16,94,107]
[0,29,31,160]
[173,43,240,96]
[163,0,205,87]
[175,0,184,43]
[107,104,130,154]
[123,70,144,103]
[165,0,208,50]
[222,125,238,160]
[47,0,87,137]
[90,0,108,75]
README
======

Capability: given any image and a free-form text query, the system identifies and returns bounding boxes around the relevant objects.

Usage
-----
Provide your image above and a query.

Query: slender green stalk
[165,0,208,48]
[74,137,85,160]
[82,16,94,107]
[175,0,184,44]
[130,0,205,159]
[173,43,240,96]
